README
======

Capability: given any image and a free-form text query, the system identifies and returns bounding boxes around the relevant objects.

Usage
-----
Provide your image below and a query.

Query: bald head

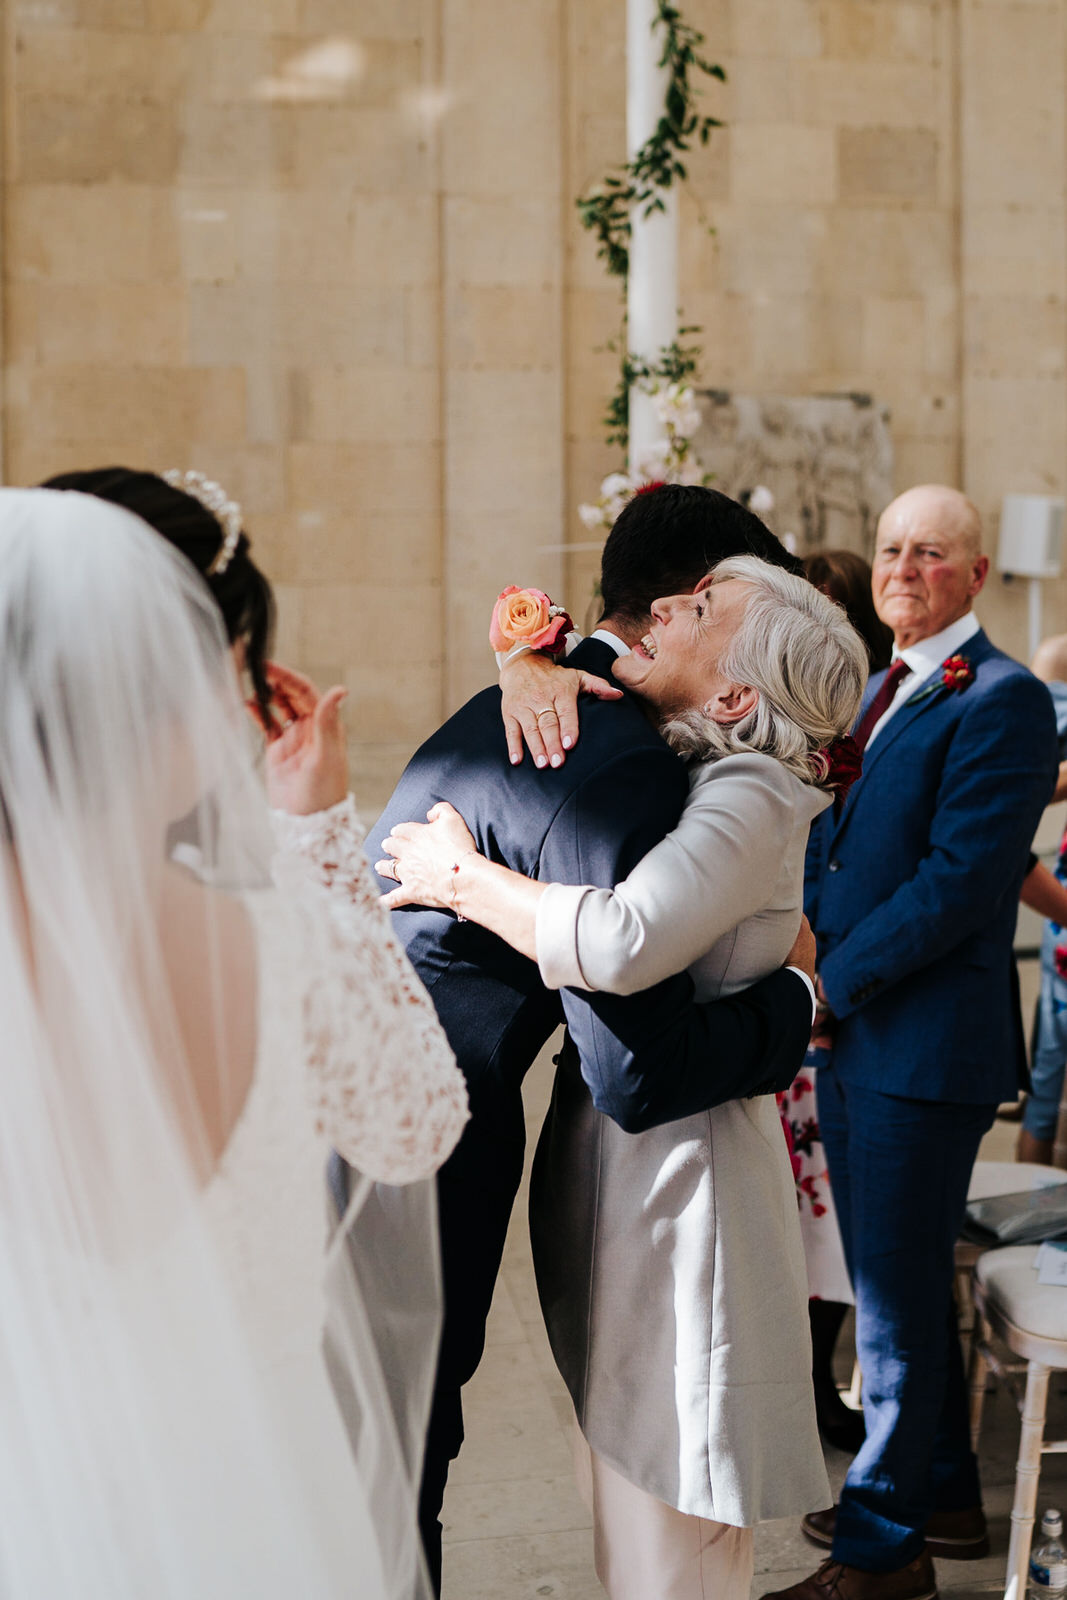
[1032,632,1067,684]
[871,484,989,649]
[881,485,984,558]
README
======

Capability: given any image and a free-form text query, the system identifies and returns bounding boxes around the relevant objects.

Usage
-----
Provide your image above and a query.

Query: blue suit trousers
[817,1069,996,1571]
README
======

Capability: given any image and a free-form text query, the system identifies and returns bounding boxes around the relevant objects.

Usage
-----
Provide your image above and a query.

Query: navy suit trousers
[816,1069,996,1570]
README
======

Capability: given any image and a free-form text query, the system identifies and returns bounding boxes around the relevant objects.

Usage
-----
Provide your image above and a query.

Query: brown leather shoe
[802,1508,839,1549]
[801,1505,989,1561]
[761,1553,938,1600]
[922,1506,990,1559]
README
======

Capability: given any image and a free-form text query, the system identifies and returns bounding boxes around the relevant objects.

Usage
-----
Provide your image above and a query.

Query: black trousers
[418,1110,527,1594]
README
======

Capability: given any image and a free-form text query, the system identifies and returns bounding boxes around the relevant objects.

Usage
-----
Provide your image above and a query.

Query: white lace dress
[200,795,469,1596]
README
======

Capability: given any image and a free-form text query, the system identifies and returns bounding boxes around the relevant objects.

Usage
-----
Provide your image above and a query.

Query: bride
[0,487,468,1598]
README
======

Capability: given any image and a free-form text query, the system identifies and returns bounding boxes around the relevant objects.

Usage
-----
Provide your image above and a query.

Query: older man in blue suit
[766,486,1059,1600]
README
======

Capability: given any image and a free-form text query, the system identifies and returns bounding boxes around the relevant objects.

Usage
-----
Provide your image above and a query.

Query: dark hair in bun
[40,466,275,724]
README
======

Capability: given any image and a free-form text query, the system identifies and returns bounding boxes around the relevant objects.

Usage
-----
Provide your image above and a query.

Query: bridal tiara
[162,469,244,577]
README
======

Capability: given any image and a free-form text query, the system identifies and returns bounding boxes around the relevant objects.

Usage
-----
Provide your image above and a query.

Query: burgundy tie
[853,657,911,753]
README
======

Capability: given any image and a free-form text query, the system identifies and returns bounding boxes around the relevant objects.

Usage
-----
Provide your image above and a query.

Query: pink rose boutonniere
[490,586,573,656]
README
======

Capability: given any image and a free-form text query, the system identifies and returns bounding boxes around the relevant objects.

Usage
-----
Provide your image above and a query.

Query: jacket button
[828,859,842,873]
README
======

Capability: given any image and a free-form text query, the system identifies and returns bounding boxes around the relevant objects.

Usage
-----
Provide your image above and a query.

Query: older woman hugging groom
[372,485,868,1600]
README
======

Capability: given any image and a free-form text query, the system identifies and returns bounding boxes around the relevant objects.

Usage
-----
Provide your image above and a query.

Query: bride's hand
[377,802,479,911]
[501,654,621,769]
[250,662,349,815]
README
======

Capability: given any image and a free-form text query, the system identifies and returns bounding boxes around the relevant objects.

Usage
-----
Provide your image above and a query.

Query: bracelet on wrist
[449,849,480,922]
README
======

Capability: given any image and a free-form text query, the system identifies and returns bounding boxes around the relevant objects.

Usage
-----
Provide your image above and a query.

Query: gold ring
[535,707,557,721]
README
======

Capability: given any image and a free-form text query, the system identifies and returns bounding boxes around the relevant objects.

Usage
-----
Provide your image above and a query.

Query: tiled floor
[440,1039,1067,1599]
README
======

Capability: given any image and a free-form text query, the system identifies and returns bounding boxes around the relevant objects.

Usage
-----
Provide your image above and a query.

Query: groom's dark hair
[599,484,804,631]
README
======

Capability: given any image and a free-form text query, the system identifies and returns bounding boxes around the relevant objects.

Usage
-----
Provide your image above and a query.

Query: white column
[626,0,678,477]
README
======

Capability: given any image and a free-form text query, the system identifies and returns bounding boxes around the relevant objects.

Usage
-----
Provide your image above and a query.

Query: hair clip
[162,469,243,576]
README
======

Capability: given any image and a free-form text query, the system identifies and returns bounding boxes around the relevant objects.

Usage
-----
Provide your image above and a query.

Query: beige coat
[529,751,833,1526]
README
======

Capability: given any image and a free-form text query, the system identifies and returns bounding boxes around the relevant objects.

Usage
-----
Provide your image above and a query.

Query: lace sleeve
[270,793,370,900]
[272,798,469,1185]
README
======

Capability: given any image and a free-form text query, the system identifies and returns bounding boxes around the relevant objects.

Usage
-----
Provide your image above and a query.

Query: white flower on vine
[749,484,775,514]
[677,460,706,486]
[578,502,606,530]
[636,440,672,479]
[600,472,633,500]
[652,383,702,440]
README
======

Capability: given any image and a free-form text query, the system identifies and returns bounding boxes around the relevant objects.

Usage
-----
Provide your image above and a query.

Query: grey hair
[660,555,868,786]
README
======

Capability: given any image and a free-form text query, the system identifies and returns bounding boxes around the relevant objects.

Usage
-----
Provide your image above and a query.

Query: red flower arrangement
[776,1094,803,1183]
[813,733,863,799]
[906,652,977,709]
[941,654,975,692]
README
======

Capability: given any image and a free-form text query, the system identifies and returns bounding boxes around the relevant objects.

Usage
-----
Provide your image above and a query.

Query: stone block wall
[1,0,1065,809]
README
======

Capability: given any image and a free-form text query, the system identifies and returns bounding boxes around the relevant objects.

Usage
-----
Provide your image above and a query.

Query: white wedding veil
[0,489,439,1599]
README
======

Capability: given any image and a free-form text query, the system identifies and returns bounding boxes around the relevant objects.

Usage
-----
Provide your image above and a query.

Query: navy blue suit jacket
[371,637,813,1164]
[805,628,1057,1105]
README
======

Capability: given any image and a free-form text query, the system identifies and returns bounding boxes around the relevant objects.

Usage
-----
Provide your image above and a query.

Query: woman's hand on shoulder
[250,661,349,816]
[501,653,621,769]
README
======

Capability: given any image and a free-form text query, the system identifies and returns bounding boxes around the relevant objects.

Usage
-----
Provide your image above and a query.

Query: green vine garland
[602,328,702,450]
[577,1,725,453]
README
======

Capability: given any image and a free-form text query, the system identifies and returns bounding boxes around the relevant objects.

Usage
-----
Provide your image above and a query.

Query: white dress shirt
[564,626,630,658]
[866,611,981,750]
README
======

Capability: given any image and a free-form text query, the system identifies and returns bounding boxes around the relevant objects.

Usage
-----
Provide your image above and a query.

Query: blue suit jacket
[805,628,1057,1105]
[372,637,813,1164]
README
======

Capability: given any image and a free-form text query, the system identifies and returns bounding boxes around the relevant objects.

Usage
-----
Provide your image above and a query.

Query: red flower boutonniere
[812,733,863,800]
[1055,945,1067,981]
[941,654,975,692]
[905,653,976,708]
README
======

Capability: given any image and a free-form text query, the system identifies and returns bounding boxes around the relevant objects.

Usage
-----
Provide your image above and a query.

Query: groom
[367,485,816,1592]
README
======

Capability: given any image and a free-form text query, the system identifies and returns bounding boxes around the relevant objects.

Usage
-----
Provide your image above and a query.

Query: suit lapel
[832,629,994,841]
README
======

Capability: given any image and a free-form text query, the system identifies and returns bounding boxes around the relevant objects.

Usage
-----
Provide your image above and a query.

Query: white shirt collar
[590,627,630,658]
[894,611,981,685]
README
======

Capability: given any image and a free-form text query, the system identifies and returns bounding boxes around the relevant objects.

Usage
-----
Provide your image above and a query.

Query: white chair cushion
[975,1246,1067,1347]
[968,1161,1067,1202]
